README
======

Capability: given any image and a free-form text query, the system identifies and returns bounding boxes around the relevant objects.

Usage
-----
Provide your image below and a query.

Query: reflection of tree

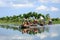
[0,25,18,30]
[20,26,49,35]
[0,25,49,35]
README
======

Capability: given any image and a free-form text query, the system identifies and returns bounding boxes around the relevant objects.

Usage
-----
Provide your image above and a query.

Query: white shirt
[40,16,44,20]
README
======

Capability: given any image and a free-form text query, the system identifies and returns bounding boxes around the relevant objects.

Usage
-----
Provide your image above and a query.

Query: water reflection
[0,24,49,35]
[0,25,18,30]
[0,24,60,40]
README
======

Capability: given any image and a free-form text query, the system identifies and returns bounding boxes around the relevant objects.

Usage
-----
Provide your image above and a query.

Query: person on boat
[23,22,29,27]
[34,28,38,33]
[28,21,33,26]
[40,16,45,26]
[33,19,38,24]
[48,19,52,25]
[22,28,29,33]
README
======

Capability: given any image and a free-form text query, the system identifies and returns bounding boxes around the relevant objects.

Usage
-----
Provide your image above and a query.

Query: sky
[0,0,60,18]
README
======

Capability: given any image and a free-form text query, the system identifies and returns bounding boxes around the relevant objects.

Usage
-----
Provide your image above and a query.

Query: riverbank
[52,20,60,24]
[0,20,22,26]
[0,20,60,25]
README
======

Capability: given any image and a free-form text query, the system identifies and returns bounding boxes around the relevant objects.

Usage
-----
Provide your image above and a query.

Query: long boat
[19,24,45,29]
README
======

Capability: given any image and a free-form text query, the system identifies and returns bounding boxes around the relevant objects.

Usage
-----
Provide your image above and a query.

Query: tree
[46,14,50,21]
[0,17,5,20]
[27,12,33,17]
[18,14,23,18]
[32,12,38,18]
[38,13,45,19]
[5,16,10,21]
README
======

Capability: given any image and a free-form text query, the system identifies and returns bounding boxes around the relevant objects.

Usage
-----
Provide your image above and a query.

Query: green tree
[27,12,33,17]
[46,14,50,21]
[32,12,38,18]
[5,16,10,21]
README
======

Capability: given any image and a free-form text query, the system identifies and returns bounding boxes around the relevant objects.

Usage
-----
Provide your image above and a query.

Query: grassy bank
[0,20,22,25]
[0,20,60,25]
[52,21,60,24]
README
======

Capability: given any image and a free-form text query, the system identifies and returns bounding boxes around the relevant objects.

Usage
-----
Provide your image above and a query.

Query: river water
[0,24,60,40]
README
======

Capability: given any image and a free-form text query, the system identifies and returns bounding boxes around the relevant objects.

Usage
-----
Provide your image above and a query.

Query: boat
[20,23,45,29]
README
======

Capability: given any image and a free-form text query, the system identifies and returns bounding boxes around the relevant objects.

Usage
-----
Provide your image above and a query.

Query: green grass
[0,20,60,25]
[0,20,22,25]
[52,21,60,24]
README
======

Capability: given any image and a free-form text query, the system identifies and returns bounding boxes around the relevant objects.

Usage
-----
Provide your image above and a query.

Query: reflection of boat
[19,24,49,34]
[20,24,42,29]
[48,20,52,25]
[0,24,49,35]
[18,18,49,34]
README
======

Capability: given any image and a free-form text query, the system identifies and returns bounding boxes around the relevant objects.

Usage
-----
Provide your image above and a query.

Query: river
[0,24,60,40]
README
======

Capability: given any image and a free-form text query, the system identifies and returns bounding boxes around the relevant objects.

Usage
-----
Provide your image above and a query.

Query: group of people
[21,27,39,34]
[22,19,39,27]
[22,17,52,28]
[20,16,52,34]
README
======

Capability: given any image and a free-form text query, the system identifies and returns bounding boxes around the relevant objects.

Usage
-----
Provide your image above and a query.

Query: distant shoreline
[0,12,60,25]
[0,21,60,26]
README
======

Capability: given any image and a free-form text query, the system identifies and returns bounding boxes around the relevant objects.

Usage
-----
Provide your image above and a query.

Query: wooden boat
[20,24,44,29]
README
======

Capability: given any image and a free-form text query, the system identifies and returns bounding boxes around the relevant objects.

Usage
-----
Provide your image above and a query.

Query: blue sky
[0,0,60,18]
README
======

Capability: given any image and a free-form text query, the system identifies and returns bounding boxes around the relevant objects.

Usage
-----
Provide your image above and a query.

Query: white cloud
[12,3,34,8]
[0,35,34,40]
[0,1,3,4]
[0,0,34,8]
[35,32,59,39]
[50,32,58,37]
[36,5,59,12]
[36,33,48,39]
[38,0,60,3]
[38,0,49,3]
[50,7,59,11]
[0,0,11,7]
[12,35,33,40]
[36,5,48,11]
[51,0,60,3]
[0,0,6,6]
[0,32,59,40]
